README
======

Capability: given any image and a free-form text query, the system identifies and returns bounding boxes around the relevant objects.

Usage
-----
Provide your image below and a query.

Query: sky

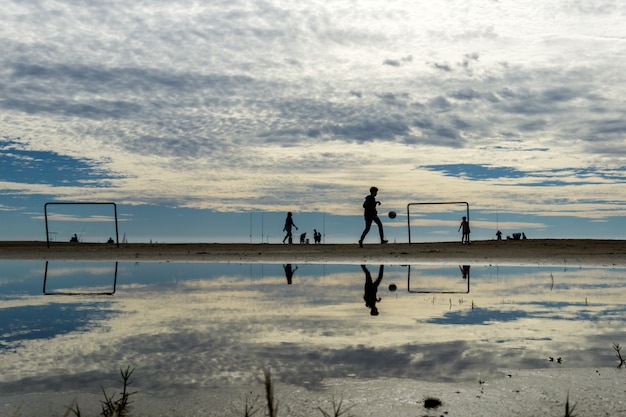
[1,0,626,243]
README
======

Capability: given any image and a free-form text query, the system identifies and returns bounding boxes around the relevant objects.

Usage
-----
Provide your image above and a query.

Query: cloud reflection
[1,261,625,397]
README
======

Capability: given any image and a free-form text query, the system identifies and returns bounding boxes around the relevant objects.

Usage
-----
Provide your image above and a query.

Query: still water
[1,261,625,396]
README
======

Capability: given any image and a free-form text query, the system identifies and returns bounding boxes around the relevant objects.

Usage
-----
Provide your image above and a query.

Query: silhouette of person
[70,233,78,243]
[299,232,307,244]
[359,187,387,247]
[458,216,470,244]
[313,229,321,244]
[282,212,298,244]
[362,264,384,315]
[283,264,298,285]
[496,230,502,241]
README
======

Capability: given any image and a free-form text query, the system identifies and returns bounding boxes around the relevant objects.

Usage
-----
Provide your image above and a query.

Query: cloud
[1,0,626,230]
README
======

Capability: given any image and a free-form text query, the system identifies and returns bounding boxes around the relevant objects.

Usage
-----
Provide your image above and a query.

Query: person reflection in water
[283,264,298,285]
[459,265,470,279]
[362,264,384,316]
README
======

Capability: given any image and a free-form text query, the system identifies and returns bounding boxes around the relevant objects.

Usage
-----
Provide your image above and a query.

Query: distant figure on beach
[458,216,470,244]
[496,230,502,241]
[283,264,298,285]
[362,264,384,315]
[70,233,78,243]
[299,232,307,244]
[522,232,527,239]
[107,237,114,244]
[313,229,321,244]
[282,212,298,244]
[359,186,387,248]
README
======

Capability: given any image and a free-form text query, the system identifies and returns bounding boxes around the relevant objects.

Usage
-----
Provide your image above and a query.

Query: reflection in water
[362,265,383,316]
[459,264,470,279]
[283,264,298,285]
[43,261,118,295]
[1,261,626,398]
[407,264,470,293]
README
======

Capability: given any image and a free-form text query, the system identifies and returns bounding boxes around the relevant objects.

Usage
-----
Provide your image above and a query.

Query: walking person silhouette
[359,186,387,248]
[282,212,298,244]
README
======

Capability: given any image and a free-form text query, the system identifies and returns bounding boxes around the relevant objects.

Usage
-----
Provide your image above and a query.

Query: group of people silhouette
[281,212,322,244]
[283,186,390,247]
[284,186,479,246]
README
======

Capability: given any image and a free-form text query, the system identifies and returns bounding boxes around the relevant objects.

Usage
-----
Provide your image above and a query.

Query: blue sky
[1,0,626,243]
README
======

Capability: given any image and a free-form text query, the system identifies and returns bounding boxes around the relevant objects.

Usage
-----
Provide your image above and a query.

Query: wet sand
[2,239,626,266]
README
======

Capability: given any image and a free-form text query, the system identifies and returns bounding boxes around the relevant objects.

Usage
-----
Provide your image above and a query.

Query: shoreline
[1,239,626,266]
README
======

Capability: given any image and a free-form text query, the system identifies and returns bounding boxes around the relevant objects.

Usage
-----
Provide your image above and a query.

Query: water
[1,261,625,397]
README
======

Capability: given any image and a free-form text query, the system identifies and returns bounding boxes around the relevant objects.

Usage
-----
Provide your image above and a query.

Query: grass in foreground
[10,342,626,417]
[68,366,136,417]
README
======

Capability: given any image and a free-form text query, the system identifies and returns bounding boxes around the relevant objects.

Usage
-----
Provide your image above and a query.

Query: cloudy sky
[1,0,626,243]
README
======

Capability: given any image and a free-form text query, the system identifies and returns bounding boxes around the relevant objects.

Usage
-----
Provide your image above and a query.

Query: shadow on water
[1,261,625,395]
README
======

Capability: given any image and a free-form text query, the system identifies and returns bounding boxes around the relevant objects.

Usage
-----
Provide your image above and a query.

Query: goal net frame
[406,201,469,244]
[44,202,119,248]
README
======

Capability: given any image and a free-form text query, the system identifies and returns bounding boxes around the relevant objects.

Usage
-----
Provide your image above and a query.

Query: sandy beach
[2,239,626,417]
[2,238,626,266]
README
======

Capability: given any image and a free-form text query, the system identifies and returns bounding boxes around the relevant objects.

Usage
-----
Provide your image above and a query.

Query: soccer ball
[388,211,397,219]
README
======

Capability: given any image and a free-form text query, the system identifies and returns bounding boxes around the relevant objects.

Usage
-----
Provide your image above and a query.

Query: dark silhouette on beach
[313,229,321,244]
[359,186,387,247]
[458,216,470,244]
[362,264,384,315]
[282,212,298,244]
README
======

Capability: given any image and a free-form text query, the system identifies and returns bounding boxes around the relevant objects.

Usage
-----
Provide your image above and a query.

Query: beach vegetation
[613,343,624,368]
[317,395,355,417]
[68,366,136,417]
[564,392,577,417]
[423,396,442,408]
[242,394,261,417]
[260,367,278,417]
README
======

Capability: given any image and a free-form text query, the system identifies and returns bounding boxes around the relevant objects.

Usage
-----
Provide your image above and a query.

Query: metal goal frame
[406,201,469,244]
[45,202,119,248]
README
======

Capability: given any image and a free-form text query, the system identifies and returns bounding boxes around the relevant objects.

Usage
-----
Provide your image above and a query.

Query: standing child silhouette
[458,216,470,244]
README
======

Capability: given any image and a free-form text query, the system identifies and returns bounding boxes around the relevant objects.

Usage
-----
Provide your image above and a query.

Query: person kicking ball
[358,186,388,248]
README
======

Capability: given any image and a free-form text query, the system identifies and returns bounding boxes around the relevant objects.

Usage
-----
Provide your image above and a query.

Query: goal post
[407,201,469,244]
[45,202,119,248]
